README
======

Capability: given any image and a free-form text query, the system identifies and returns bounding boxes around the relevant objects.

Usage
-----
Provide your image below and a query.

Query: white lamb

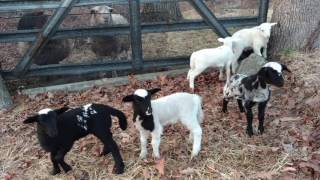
[232,22,277,58]
[123,88,204,159]
[187,37,246,89]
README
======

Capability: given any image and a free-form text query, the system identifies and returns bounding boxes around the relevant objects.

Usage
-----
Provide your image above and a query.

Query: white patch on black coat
[263,62,282,73]
[76,104,98,131]
[38,108,53,115]
[134,89,148,98]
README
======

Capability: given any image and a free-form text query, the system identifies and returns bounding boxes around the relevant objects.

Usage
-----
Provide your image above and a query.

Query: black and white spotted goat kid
[23,103,127,175]
[222,62,290,137]
[123,88,203,159]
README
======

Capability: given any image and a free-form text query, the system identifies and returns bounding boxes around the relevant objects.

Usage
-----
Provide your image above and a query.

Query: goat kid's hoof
[152,154,161,160]
[258,127,264,134]
[50,168,61,175]
[62,164,72,173]
[101,149,111,156]
[246,129,253,137]
[113,163,125,174]
[222,108,228,113]
[139,152,147,159]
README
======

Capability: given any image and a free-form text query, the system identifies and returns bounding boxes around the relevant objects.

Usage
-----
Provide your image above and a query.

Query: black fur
[123,88,160,132]
[237,48,254,63]
[24,103,127,175]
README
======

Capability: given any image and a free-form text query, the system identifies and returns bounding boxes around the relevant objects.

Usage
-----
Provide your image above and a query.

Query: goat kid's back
[58,104,127,134]
[152,93,203,125]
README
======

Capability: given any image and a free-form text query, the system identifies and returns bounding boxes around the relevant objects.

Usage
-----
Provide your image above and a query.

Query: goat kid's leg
[244,101,255,137]
[191,124,202,158]
[237,99,245,112]
[95,132,125,174]
[262,46,267,58]
[151,128,162,159]
[139,130,149,159]
[218,67,224,81]
[188,69,203,90]
[101,144,111,156]
[222,98,229,113]
[258,101,268,134]
[188,132,193,143]
[50,152,61,175]
[253,45,263,57]
[55,148,72,173]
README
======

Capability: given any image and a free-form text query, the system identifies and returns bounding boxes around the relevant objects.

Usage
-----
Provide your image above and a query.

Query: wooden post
[0,73,12,109]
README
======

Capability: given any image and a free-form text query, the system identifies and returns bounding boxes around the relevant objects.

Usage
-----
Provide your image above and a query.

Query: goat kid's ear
[148,88,161,95]
[54,106,69,114]
[270,22,278,27]
[122,94,134,102]
[281,64,291,73]
[258,67,268,77]
[23,115,38,124]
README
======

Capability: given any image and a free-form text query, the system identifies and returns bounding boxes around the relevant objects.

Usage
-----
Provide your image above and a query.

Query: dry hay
[1,49,320,179]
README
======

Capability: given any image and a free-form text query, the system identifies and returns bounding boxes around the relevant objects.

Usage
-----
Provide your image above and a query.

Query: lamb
[89,6,130,59]
[187,36,253,89]
[222,62,291,136]
[17,11,72,65]
[23,103,127,175]
[122,88,204,159]
[232,22,277,58]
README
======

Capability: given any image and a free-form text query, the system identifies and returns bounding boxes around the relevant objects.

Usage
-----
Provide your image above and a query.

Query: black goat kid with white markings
[23,103,127,175]
[222,62,290,137]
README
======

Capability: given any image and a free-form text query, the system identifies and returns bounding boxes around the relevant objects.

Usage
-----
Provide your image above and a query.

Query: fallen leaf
[281,167,297,172]
[251,171,277,180]
[154,158,165,176]
[180,167,195,175]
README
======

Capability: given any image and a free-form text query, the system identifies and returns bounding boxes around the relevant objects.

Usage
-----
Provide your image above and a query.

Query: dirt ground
[0,49,320,180]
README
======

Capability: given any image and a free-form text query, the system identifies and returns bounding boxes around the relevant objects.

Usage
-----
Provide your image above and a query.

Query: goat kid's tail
[108,107,128,130]
[194,95,204,123]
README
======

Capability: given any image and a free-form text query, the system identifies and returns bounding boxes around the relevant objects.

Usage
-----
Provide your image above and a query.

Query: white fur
[83,103,92,111]
[38,108,53,115]
[187,37,245,89]
[134,89,148,98]
[263,62,282,73]
[136,92,204,159]
[232,22,277,58]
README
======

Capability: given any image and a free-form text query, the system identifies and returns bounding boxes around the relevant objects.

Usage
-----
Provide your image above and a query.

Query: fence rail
[0,0,269,80]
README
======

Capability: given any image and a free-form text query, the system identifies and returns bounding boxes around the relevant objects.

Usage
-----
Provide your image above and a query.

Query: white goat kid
[123,88,204,159]
[187,37,243,89]
[232,22,277,58]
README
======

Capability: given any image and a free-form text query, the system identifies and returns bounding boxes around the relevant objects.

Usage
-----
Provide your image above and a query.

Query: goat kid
[232,22,277,58]
[24,103,127,175]
[187,37,254,90]
[123,88,203,159]
[222,62,290,136]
